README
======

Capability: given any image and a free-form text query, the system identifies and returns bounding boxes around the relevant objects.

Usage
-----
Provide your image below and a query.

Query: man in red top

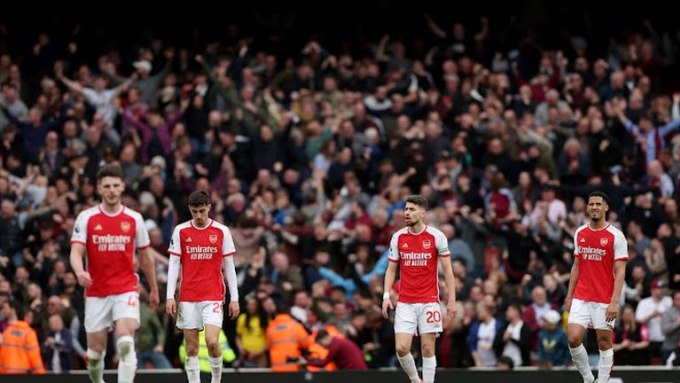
[300,329,368,370]
[70,164,159,383]
[382,195,457,383]
[166,190,240,383]
[565,191,628,383]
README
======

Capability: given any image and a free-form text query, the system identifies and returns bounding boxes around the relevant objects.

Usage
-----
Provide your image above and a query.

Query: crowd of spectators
[1,6,680,373]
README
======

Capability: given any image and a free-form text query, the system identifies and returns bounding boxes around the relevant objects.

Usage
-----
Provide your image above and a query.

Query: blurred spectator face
[1,200,15,217]
[245,297,259,314]
[333,302,347,319]
[294,291,310,309]
[15,267,29,284]
[27,283,42,300]
[63,272,77,289]
[262,297,276,316]
[49,314,64,332]
[505,305,521,322]
[46,296,63,315]
[631,265,646,282]
[351,312,367,330]
[476,304,491,321]
[271,253,289,272]
[532,286,547,306]
[469,285,483,303]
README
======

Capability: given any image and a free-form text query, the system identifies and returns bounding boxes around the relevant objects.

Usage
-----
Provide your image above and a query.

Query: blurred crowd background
[1,2,680,373]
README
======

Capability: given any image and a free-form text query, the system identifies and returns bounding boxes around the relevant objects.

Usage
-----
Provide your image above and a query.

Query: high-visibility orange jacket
[265,314,309,372]
[0,321,45,374]
[305,324,344,372]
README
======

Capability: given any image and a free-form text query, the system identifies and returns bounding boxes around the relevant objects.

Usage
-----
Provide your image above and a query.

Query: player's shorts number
[212,302,223,313]
[127,295,138,307]
[425,310,441,323]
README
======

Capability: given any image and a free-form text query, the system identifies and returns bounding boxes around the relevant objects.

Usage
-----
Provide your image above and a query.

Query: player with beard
[382,195,457,383]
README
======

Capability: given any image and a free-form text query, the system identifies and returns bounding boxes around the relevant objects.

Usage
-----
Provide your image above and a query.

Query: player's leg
[86,330,109,383]
[567,299,595,383]
[395,303,421,383]
[594,302,616,383]
[418,303,443,383]
[84,296,113,383]
[112,292,141,383]
[203,301,225,383]
[184,329,201,383]
[178,301,202,383]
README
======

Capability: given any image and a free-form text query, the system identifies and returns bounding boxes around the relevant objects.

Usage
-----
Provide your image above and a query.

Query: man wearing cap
[635,279,671,362]
[105,50,174,106]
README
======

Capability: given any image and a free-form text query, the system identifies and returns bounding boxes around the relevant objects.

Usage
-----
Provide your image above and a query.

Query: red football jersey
[573,223,628,304]
[388,226,450,303]
[168,219,236,302]
[71,205,150,297]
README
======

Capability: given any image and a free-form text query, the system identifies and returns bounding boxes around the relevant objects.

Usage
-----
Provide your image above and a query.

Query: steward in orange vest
[265,304,309,372]
[0,301,45,374]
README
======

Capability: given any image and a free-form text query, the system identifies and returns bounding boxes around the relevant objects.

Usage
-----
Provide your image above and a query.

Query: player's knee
[395,344,410,356]
[597,337,612,350]
[421,343,435,357]
[116,336,135,362]
[567,335,582,348]
[205,338,219,352]
[87,349,105,365]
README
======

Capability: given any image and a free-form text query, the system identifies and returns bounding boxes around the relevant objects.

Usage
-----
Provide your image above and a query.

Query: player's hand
[148,288,160,311]
[606,302,619,322]
[446,300,458,318]
[563,296,573,312]
[382,297,393,319]
[76,271,92,288]
[166,298,176,318]
[228,301,240,320]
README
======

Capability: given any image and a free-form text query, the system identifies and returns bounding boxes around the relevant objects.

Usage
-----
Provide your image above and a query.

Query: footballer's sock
[186,356,200,383]
[209,355,223,383]
[570,345,595,383]
[397,353,421,383]
[598,348,614,383]
[422,356,436,383]
[86,349,105,383]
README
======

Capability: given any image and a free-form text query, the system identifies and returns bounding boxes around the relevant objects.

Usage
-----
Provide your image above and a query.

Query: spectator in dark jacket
[42,314,73,373]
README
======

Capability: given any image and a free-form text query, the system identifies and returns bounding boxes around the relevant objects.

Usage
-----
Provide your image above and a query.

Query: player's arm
[607,259,626,321]
[440,256,457,318]
[166,255,181,317]
[138,247,159,310]
[69,243,91,288]
[69,214,91,288]
[382,260,397,318]
[564,256,580,311]
[223,255,240,320]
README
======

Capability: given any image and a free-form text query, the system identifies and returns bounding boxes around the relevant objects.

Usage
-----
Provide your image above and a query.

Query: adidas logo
[401,243,409,248]
[186,237,193,243]
[580,238,586,243]
[94,224,103,231]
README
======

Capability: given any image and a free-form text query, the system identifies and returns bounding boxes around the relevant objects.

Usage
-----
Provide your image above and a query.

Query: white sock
[87,349,105,383]
[397,353,420,383]
[186,356,200,383]
[598,348,614,383]
[422,356,436,383]
[569,345,594,383]
[209,355,222,383]
[116,336,137,383]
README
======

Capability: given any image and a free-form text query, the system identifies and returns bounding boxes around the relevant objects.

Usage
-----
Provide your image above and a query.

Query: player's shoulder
[210,220,232,233]
[605,223,626,238]
[392,227,410,238]
[174,220,194,232]
[121,206,145,221]
[76,205,101,221]
[574,224,589,236]
[424,225,446,238]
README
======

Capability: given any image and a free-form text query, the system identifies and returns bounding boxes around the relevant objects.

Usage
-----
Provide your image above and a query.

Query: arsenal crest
[121,222,131,232]
[209,234,218,244]
[423,240,431,249]
[600,238,608,247]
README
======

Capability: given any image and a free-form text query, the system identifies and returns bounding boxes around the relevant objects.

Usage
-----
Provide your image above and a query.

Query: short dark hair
[96,164,125,183]
[315,329,330,342]
[188,190,211,207]
[405,194,428,210]
[588,191,609,205]
[6,299,25,320]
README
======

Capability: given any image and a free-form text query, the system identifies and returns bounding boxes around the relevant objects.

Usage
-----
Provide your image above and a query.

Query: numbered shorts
[85,291,140,333]
[177,301,224,330]
[568,298,615,330]
[394,302,443,334]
